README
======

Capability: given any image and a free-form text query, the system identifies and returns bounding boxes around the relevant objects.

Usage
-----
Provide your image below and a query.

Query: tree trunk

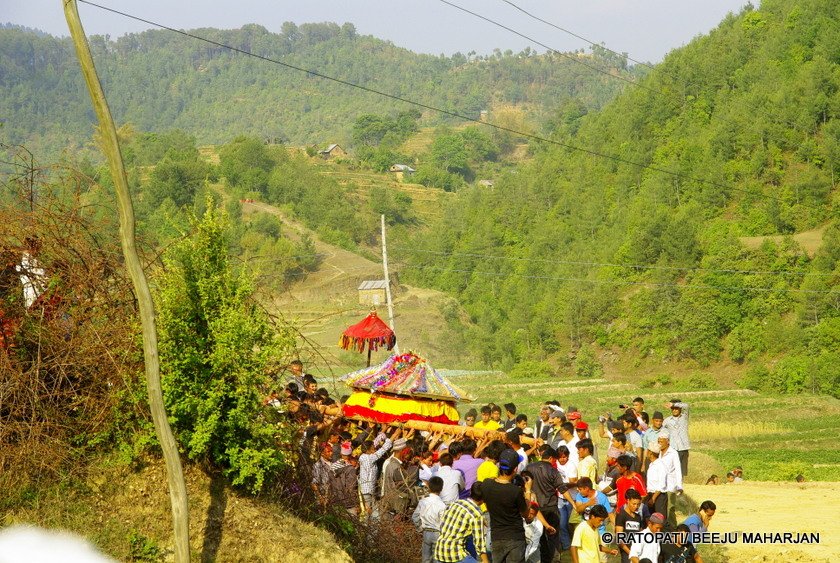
[63,2,191,561]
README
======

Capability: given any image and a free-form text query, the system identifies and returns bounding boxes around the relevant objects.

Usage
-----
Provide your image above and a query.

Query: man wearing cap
[381,436,408,498]
[629,512,665,563]
[662,399,690,477]
[644,442,668,517]
[657,431,682,526]
[573,420,591,459]
[482,448,530,563]
[330,441,361,516]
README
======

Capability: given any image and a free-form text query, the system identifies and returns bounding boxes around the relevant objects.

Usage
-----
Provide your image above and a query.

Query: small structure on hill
[389,164,415,182]
[358,280,388,306]
[318,143,346,159]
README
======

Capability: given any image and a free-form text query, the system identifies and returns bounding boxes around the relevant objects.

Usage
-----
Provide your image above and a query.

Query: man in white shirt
[644,443,667,517]
[436,452,465,504]
[556,445,578,553]
[629,512,665,563]
[662,399,690,477]
[412,476,447,563]
[359,427,399,518]
[657,431,682,525]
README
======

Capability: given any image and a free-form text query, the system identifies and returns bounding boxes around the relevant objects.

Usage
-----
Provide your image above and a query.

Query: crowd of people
[272,363,719,563]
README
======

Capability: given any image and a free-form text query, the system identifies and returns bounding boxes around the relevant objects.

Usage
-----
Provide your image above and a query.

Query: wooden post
[63,2,191,561]
[380,214,399,354]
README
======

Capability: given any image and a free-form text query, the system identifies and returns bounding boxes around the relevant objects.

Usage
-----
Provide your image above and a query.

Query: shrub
[687,372,717,390]
[574,345,603,378]
[157,202,296,492]
[640,374,673,388]
[508,360,553,379]
[738,364,769,391]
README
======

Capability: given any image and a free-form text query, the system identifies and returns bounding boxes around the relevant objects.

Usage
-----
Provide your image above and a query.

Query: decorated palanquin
[340,352,470,424]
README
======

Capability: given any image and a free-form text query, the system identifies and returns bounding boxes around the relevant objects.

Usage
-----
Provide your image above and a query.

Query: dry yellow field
[682,482,837,562]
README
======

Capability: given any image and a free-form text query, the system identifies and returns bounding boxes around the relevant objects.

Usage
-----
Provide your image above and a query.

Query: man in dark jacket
[526,447,567,562]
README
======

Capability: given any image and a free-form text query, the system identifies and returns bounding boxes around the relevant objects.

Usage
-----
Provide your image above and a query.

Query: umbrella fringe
[338,334,395,353]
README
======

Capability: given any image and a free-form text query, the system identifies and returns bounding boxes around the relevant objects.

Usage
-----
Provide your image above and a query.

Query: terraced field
[310,159,451,223]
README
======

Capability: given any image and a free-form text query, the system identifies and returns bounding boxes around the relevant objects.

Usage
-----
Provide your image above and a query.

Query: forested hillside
[398,0,840,397]
[0,21,636,156]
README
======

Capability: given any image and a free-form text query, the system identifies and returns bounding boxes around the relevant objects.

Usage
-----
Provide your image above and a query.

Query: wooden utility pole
[380,214,399,354]
[63,2,191,561]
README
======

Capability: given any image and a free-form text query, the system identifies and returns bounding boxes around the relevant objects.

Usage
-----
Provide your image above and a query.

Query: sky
[6,0,751,63]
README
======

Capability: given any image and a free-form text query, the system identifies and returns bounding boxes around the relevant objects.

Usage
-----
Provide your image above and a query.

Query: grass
[1,454,352,562]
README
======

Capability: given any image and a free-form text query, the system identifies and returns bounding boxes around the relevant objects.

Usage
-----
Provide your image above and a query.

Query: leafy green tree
[145,156,209,208]
[219,136,275,192]
[157,202,294,491]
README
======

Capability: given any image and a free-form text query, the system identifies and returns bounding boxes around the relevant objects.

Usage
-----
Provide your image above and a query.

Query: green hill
[397,0,840,397]
[0,22,636,158]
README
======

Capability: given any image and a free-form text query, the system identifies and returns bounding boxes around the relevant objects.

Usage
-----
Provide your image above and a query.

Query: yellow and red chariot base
[342,391,460,425]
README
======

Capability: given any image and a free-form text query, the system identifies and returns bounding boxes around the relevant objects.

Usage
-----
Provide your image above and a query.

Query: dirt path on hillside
[682,482,837,562]
[243,200,382,296]
[240,200,468,367]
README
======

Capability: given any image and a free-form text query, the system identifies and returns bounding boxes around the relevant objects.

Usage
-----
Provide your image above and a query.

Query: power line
[438,0,654,93]
[499,0,658,73]
[492,0,807,134]
[75,0,826,213]
[392,261,840,295]
[392,247,837,278]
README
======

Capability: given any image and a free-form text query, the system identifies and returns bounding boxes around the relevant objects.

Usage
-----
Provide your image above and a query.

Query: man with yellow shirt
[474,406,501,431]
[570,505,618,563]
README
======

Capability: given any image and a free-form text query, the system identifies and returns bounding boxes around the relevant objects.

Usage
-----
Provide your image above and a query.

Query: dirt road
[683,482,836,562]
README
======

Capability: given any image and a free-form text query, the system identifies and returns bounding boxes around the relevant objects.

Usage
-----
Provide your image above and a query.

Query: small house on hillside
[358,280,388,306]
[319,144,346,159]
[389,164,416,182]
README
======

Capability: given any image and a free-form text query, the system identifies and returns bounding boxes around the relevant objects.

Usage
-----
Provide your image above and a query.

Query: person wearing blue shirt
[563,477,613,534]
[682,500,716,535]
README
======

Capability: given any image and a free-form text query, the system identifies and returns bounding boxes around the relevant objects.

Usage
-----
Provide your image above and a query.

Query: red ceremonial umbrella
[339,311,396,366]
